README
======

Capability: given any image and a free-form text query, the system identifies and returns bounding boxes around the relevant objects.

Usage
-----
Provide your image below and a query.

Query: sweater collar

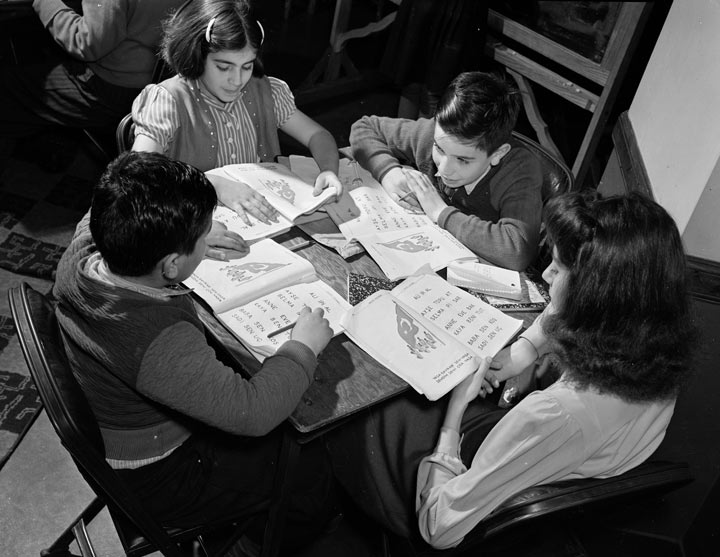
[85,253,190,299]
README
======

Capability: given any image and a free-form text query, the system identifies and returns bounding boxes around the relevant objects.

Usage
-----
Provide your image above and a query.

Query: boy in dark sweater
[53,151,336,546]
[350,71,543,271]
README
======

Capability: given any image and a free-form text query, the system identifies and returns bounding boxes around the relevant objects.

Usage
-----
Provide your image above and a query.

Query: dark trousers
[0,55,140,137]
[116,428,338,550]
[326,391,507,539]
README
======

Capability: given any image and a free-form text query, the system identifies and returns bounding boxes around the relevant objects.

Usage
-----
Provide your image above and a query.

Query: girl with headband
[131,0,343,248]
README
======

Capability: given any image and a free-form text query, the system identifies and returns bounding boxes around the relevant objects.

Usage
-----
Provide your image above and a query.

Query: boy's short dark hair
[162,0,265,79]
[435,72,521,154]
[90,151,217,277]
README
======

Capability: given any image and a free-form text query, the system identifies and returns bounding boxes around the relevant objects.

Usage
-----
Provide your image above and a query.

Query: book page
[341,289,481,400]
[446,261,523,300]
[323,162,433,239]
[183,238,317,313]
[212,204,292,243]
[357,226,477,280]
[215,162,336,222]
[218,280,351,361]
[391,274,523,360]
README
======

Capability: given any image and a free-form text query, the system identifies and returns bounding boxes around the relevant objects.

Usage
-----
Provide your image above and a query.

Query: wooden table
[195,224,541,437]
[194,223,542,556]
[195,228,410,437]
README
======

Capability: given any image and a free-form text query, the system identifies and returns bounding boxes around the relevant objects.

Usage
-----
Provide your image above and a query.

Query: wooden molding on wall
[611,111,654,199]
[612,111,720,301]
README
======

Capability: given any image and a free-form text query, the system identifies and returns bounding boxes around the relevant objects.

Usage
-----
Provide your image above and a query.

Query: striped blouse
[131,75,296,166]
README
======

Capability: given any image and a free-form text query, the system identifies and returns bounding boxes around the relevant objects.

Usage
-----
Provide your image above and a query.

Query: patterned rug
[0,136,100,470]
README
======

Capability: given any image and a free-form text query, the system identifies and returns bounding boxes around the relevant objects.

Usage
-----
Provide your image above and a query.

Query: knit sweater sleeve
[350,116,435,182]
[136,321,316,436]
[437,148,542,271]
[33,0,127,61]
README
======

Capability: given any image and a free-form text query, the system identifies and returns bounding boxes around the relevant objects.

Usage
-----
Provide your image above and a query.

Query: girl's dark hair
[162,0,265,79]
[542,191,696,403]
[435,71,521,154]
[90,151,217,276]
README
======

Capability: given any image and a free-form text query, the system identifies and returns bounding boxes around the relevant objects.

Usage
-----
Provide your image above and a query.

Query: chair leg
[41,497,105,557]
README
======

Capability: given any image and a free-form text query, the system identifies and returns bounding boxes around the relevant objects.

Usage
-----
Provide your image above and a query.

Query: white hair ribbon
[205,17,216,43]
[257,20,265,45]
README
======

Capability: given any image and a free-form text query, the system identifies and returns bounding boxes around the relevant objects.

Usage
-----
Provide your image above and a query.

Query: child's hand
[290,307,333,356]
[381,167,423,213]
[208,174,279,226]
[490,339,538,382]
[205,220,249,260]
[450,357,494,407]
[314,170,344,199]
[403,168,448,223]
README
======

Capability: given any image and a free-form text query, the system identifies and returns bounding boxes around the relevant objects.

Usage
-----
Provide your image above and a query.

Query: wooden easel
[484,3,653,188]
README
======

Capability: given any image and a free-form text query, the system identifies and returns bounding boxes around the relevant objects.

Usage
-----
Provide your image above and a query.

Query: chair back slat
[9,283,186,557]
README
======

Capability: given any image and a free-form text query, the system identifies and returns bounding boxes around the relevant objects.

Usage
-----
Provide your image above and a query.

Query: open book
[357,225,477,280]
[206,162,335,242]
[341,274,523,400]
[184,238,350,360]
[323,160,434,241]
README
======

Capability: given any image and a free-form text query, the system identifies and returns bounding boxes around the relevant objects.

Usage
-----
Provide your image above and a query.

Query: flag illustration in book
[380,232,440,254]
[395,302,442,359]
[264,178,297,204]
[224,261,289,285]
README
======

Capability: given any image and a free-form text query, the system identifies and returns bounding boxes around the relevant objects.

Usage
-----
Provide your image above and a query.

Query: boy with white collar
[350,71,542,271]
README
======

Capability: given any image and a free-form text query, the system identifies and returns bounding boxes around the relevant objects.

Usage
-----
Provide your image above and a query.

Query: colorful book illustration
[356,225,477,281]
[341,274,523,400]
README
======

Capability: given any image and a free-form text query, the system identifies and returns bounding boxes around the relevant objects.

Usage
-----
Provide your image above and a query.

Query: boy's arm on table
[137,321,319,437]
[438,155,543,271]
[350,116,435,209]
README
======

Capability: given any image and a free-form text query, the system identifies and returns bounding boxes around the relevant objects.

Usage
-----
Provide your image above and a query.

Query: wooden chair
[511,130,573,275]
[383,459,692,557]
[8,283,286,557]
[116,113,135,154]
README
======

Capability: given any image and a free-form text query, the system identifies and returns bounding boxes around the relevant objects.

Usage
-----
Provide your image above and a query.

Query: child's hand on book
[402,168,448,223]
[208,173,279,225]
[314,170,344,199]
[205,220,249,260]
[290,307,333,356]
[381,167,423,213]
[449,357,498,407]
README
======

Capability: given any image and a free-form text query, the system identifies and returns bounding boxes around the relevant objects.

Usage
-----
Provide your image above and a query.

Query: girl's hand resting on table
[208,173,279,226]
[381,167,423,213]
[290,307,333,357]
[314,170,344,199]
[205,220,250,260]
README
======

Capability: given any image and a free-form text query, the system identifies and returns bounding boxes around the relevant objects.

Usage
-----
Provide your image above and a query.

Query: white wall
[629,0,720,242]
